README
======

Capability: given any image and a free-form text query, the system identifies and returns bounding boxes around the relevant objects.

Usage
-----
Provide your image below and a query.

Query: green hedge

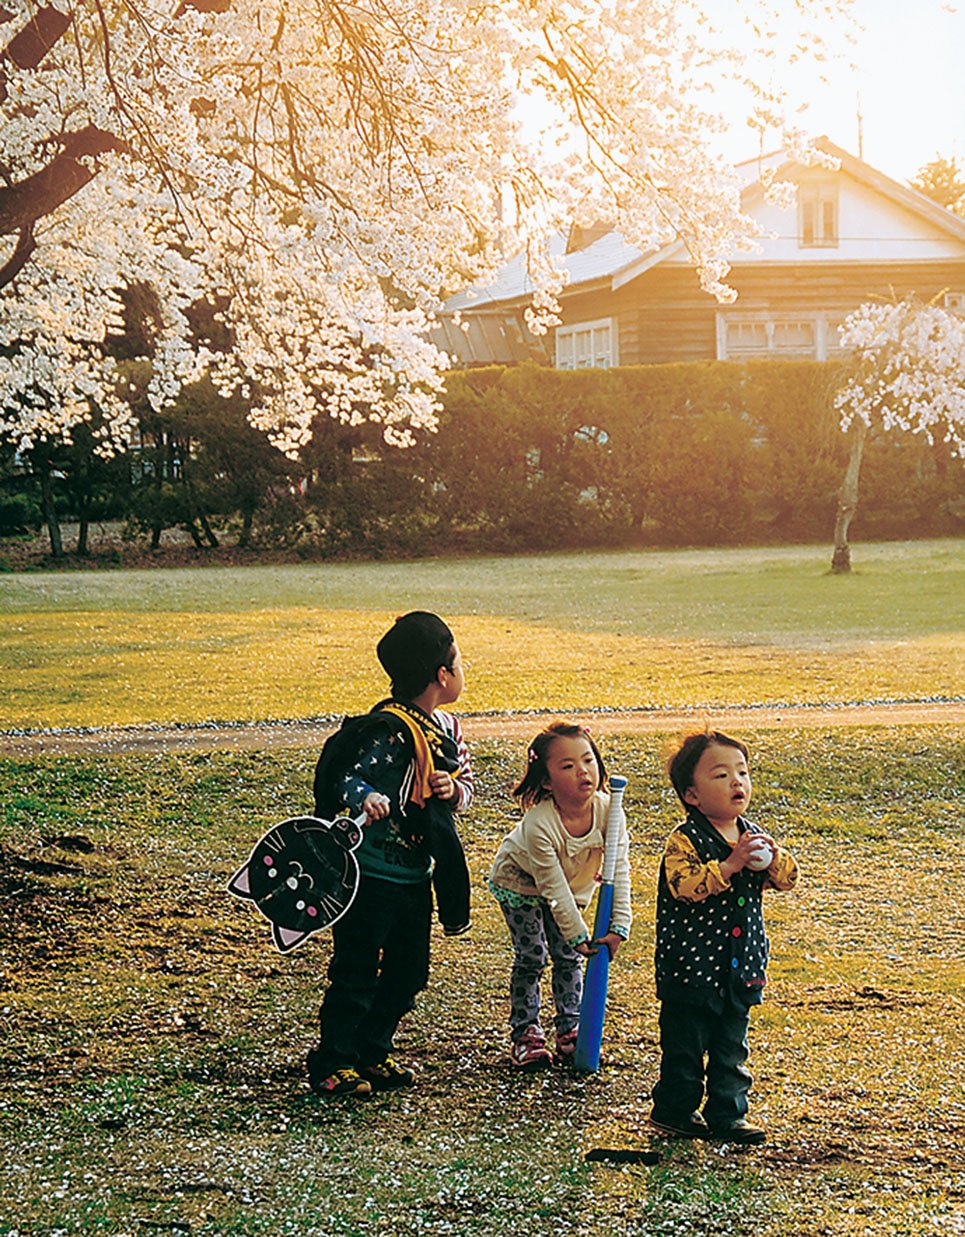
[10,359,962,556]
[393,359,961,551]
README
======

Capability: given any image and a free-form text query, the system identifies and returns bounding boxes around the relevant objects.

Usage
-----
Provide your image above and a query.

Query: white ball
[745,841,774,871]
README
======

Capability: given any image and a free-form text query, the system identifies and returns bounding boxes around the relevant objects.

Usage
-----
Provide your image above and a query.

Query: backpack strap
[377,703,440,808]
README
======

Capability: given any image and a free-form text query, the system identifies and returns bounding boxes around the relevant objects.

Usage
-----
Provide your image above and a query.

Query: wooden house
[432,138,965,369]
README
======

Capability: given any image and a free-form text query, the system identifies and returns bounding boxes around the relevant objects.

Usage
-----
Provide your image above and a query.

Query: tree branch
[0,223,35,289]
[0,125,125,234]
[0,4,72,99]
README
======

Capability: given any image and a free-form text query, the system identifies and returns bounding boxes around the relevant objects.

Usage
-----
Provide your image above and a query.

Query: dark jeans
[651,999,753,1128]
[311,874,432,1079]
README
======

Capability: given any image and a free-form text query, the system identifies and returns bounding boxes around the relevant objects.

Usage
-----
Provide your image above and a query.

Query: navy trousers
[311,874,431,1078]
[651,998,753,1127]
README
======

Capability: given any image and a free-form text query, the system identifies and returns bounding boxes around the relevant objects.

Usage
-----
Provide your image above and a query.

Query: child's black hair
[513,722,608,809]
[667,729,749,806]
[376,611,456,701]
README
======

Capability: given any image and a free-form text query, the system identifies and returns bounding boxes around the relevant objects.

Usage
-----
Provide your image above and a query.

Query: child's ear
[683,786,699,806]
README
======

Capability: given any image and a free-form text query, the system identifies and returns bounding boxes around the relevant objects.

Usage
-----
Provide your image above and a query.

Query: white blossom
[835,299,965,456]
[0,0,855,453]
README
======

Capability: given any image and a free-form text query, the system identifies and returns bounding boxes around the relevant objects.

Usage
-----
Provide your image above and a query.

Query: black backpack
[312,709,409,819]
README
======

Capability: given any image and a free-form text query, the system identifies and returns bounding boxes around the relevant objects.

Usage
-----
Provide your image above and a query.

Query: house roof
[444,137,965,311]
[444,230,642,312]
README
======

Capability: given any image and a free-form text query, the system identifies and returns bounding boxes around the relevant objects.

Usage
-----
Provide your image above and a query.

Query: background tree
[0,0,852,471]
[831,297,965,574]
[910,156,965,217]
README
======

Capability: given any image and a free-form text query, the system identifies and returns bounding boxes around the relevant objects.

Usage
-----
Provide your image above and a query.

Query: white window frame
[716,311,851,362]
[555,317,617,370]
[798,183,839,249]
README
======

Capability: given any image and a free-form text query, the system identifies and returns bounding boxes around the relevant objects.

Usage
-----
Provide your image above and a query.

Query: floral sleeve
[765,846,799,891]
[663,830,732,903]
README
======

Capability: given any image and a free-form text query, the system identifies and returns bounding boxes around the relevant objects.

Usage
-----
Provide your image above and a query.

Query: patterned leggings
[499,899,584,1039]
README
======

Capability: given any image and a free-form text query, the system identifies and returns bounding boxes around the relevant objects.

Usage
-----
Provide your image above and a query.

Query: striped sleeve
[437,710,474,811]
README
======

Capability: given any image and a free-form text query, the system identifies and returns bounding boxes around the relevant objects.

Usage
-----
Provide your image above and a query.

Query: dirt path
[2,699,961,756]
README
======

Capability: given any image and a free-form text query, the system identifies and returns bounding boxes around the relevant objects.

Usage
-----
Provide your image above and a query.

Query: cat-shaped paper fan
[228,814,364,953]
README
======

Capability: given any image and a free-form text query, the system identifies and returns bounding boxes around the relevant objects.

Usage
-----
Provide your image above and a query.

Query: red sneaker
[511,1025,553,1070]
[555,1027,579,1063]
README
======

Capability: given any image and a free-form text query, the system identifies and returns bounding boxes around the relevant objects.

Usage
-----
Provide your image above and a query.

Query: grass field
[1,728,963,1236]
[2,540,963,730]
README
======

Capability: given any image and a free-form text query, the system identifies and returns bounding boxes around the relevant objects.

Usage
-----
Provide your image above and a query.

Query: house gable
[435,137,965,368]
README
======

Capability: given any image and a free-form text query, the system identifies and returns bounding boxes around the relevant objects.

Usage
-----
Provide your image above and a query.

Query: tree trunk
[238,505,254,548]
[75,453,90,555]
[38,460,64,558]
[180,446,219,547]
[831,419,867,574]
[184,517,206,548]
[196,506,220,547]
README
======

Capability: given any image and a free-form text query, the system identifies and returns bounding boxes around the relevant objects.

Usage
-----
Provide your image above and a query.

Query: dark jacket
[655,809,797,1013]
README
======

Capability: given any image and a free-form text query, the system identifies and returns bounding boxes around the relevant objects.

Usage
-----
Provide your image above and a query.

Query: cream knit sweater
[489,791,632,945]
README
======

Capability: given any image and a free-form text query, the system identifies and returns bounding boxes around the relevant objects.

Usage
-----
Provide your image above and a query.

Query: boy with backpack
[307,611,474,1098]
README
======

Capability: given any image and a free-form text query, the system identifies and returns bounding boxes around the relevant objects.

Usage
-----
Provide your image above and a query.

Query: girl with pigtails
[489,723,632,1069]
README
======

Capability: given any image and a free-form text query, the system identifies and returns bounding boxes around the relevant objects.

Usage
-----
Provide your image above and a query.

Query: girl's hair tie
[528,748,539,763]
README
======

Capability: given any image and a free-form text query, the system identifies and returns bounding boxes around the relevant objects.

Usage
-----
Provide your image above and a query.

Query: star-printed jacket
[655,809,798,1012]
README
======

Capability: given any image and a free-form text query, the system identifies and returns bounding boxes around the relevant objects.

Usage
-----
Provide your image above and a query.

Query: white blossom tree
[1,0,851,477]
[832,297,965,573]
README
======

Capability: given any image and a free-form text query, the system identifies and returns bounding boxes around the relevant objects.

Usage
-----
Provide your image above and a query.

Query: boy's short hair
[377,611,455,701]
[667,729,749,805]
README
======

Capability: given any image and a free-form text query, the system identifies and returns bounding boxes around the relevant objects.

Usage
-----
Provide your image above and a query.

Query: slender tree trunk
[150,432,168,550]
[184,517,206,548]
[196,506,219,547]
[831,419,867,574]
[238,505,254,548]
[75,455,90,554]
[181,447,219,547]
[38,460,64,558]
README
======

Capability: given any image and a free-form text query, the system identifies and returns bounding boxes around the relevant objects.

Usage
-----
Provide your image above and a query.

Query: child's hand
[723,830,775,879]
[595,932,623,959]
[574,941,596,958]
[429,770,457,800]
[362,792,391,821]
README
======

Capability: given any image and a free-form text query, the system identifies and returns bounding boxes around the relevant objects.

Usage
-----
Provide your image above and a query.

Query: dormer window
[799,184,838,248]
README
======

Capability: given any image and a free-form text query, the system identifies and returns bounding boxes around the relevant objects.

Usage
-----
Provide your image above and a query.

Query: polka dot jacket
[655,810,799,1012]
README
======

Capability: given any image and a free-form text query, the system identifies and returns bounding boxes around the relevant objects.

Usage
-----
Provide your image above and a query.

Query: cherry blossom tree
[832,297,965,573]
[1,0,852,493]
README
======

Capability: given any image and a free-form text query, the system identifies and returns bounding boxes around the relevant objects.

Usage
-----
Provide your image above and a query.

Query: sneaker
[555,1027,579,1063]
[443,921,471,937]
[708,1118,766,1145]
[511,1025,553,1070]
[359,1056,416,1091]
[648,1109,710,1139]
[311,1066,372,1098]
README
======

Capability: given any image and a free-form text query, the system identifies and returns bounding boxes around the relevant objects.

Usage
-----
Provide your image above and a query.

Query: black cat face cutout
[228,815,364,953]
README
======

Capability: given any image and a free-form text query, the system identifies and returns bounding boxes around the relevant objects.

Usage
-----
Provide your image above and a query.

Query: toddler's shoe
[310,1064,372,1099]
[359,1056,416,1091]
[648,1109,709,1139]
[708,1118,766,1145]
[511,1025,553,1070]
[443,921,471,937]
[554,1027,579,1064]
